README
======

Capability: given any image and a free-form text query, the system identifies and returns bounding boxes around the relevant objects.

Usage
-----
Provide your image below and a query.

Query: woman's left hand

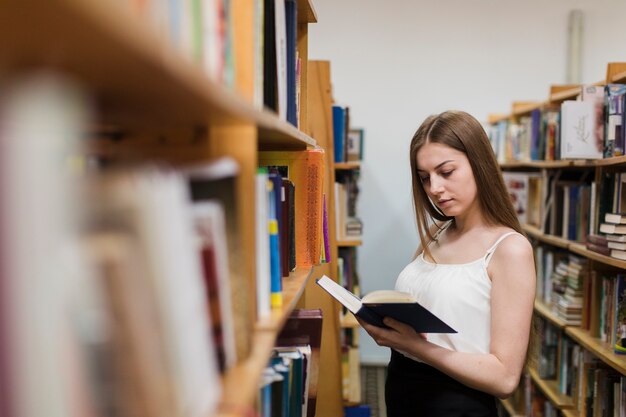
[356,317,428,354]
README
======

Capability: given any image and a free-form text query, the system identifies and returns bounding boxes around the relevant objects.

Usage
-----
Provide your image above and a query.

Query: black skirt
[386,350,498,417]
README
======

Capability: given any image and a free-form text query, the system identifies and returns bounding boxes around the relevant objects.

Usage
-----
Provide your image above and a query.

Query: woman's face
[416,141,479,218]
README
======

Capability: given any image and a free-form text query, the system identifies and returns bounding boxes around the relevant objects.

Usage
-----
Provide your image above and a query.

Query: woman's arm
[360,234,535,398]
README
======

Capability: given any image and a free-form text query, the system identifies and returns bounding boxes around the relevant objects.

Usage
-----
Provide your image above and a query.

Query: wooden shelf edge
[549,86,581,103]
[512,101,546,118]
[522,224,570,249]
[528,368,575,409]
[257,112,317,149]
[565,327,626,375]
[218,266,316,414]
[217,331,277,416]
[1,1,316,150]
[562,409,580,417]
[534,300,568,329]
[337,239,362,247]
[255,267,315,331]
[499,156,626,169]
[569,243,626,269]
[340,313,360,329]
[297,0,318,23]
[499,398,524,417]
[335,162,361,170]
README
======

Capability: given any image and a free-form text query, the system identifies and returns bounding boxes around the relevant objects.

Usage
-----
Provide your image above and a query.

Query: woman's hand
[356,317,428,356]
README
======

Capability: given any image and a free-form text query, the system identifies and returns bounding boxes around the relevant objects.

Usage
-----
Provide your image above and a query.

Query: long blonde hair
[409,110,523,261]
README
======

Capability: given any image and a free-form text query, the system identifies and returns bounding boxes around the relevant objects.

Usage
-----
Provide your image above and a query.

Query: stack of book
[552,255,587,325]
[593,213,626,260]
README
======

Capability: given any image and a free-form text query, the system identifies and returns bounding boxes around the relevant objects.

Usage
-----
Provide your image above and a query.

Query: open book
[316,275,456,333]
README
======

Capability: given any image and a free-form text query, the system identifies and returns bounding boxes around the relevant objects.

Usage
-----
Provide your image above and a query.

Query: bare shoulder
[493,231,532,259]
[488,230,535,280]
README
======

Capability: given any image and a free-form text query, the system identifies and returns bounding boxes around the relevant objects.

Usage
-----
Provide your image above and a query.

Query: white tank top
[394,228,520,357]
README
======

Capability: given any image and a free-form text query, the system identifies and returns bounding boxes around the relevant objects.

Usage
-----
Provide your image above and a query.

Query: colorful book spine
[268,179,282,307]
[322,193,331,263]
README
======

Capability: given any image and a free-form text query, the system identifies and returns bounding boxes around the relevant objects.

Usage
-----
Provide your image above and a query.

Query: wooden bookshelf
[255,268,315,331]
[562,409,580,417]
[528,368,575,410]
[341,313,360,329]
[569,243,626,269]
[511,101,546,118]
[606,62,626,84]
[565,327,626,375]
[522,224,570,249]
[549,85,581,103]
[534,300,568,329]
[499,398,524,417]
[337,239,363,247]
[0,1,352,416]
[335,161,361,170]
[491,61,626,417]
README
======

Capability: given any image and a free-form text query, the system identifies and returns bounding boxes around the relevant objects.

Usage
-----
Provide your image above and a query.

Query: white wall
[308,0,626,364]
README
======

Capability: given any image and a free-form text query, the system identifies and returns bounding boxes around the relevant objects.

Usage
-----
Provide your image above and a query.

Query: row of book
[332,105,364,163]
[257,309,323,417]
[335,169,363,241]
[123,0,303,124]
[489,84,626,163]
[503,166,626,245]
[0,74,329,417]
[532,318,626,417]
[535,243,626,353]
[123,0,235,87]
[535,249,587,325]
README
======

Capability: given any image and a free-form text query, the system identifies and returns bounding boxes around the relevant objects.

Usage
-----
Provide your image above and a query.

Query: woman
[359,111,535,416]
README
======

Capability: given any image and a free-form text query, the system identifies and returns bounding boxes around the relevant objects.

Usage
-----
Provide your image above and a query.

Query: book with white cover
[560,100,601,159]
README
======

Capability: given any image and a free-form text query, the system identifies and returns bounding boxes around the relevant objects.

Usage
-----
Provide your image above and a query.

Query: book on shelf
[332,105,353,163]
[604,84,626,157]
[606,212,626,224]
[581,84,605,157]
[185,158,252,360]
[613,275,626,354]
[346,128,364,162]
[258,149,325,267]
[192,201,237,372]
[611,249,626,261]
[85,231,178,417]
[285,0,298,127]
[560,100,602,159]
[315,275,456,333]
[283,179,297,274]
[277,309,323,417]
[256,168,272,318]
[600,223,626,235]
[89,168,222,417]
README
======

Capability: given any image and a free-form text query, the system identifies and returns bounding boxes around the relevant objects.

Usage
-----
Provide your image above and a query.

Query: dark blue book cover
[285,0,298,126]
[316,276,456,333]
[332,106,345,163]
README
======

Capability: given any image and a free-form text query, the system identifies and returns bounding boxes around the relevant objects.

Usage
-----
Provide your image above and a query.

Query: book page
[362,290,416,304]
[316,275,361,314]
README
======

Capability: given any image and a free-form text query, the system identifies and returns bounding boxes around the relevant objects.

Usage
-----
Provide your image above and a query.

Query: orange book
[259,149,325,267]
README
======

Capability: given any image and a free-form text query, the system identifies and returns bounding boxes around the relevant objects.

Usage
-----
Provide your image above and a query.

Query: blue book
[333,106,346,162]
[268,179,283,307]
[285,0,298,126]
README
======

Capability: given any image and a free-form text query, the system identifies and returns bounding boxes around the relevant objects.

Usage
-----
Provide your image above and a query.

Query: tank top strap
[484,232,520,266]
